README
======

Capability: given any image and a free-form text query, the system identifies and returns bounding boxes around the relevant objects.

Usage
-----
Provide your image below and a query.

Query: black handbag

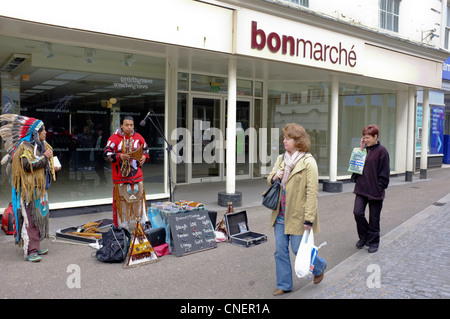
[262,179,281,210]
[262,154,285,210]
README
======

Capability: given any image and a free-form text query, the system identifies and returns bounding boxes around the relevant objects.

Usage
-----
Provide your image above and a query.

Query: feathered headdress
[0,114,44,165]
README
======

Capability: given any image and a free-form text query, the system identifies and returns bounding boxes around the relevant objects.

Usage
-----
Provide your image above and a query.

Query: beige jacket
[267,153,320,235]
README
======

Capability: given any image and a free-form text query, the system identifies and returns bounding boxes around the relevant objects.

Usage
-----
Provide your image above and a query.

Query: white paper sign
[53,156,61,168]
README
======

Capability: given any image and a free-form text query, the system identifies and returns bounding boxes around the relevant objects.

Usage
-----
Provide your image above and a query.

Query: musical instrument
[121,144,144,177]
[126,144,143,161]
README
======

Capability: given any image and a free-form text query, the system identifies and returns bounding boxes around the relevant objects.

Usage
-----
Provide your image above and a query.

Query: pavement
[1,167,450,300]
[291,191,450,299]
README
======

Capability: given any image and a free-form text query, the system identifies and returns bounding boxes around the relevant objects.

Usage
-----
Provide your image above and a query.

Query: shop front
[440,56,450,165]
[0,33,167,209]
[0,0,448,211]
[416,91,446,170]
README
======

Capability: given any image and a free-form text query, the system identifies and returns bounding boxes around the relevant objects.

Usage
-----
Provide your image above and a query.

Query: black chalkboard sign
[168,210,217,257]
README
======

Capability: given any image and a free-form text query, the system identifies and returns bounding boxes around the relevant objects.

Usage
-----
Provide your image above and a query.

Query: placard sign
[168,211,217,257]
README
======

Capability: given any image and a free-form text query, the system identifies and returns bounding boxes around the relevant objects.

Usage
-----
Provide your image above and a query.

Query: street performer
[0,114,60,262]
[104,116,150,229]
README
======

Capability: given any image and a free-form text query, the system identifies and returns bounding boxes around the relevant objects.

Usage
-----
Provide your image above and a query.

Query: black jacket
[353,142,390,200]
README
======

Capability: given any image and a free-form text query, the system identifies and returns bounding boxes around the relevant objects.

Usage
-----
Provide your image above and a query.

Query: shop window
[255,81,263,98]
[268,81,330,176]
[178,72,189,91]
[379,0,400,32]
[237,79,252,96]
[268,81,397,179]
[338,84,396,176]
[175,93,187,183]
[19,69,167,204]
[191,74,228,94]
[416,104,445,156]
[253,99,263,177]
[0,35,166,208]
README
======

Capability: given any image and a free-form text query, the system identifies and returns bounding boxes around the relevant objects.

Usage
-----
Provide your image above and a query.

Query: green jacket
[267,153,320,235]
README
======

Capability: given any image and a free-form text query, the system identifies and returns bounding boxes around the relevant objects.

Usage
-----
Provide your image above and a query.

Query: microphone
[140,111,153,127]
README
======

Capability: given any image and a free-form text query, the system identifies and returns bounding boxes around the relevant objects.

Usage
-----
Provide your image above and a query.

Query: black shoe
[356,240,366,249]
[368,246,378,253]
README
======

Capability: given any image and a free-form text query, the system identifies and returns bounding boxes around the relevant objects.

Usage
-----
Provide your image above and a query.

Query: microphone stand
[142,112,175,202]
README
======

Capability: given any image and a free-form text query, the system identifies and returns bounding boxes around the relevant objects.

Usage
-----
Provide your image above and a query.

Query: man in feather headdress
[0,114,60,262]
[103,116,149,229]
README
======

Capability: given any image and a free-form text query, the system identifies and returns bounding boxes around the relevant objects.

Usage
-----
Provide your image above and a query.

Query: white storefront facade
[0,0,447,211]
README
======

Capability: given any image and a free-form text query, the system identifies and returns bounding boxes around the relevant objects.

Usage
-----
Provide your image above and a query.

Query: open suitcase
[225,210,267,247]
[55,219,114,243]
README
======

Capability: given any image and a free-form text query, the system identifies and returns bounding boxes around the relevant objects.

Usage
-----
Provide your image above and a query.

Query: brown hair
[362,124,379,138]
[282,123,311,152]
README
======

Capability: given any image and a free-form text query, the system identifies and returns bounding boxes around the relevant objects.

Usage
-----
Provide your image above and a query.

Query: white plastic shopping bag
[295,229,327,279]
[295,229,314,279]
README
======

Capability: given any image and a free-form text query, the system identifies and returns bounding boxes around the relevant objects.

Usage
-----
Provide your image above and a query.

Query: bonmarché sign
[236,10,364,74]
[251,21,357,68]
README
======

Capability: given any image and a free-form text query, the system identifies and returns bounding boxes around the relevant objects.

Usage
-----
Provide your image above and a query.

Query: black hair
[120,116,134,125]
[32,130,46,154]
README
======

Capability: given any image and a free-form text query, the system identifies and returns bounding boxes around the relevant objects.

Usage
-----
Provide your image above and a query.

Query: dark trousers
[353,194,383,248]
[25,204,41,255]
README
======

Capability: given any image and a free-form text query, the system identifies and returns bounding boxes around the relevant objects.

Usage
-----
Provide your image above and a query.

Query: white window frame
[379,0,400,32]
[281,0,309,8]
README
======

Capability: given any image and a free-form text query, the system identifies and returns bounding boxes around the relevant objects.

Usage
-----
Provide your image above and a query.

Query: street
[1,167,449,301]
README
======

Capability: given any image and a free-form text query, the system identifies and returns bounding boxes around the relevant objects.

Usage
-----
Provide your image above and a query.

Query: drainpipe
[420,89,430,179]
[405,87,416,181]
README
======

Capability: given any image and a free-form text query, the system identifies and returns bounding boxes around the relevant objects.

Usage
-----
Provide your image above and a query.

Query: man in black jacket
[352,124,390,253]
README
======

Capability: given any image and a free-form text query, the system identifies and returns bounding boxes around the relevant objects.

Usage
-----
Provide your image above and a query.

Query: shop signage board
[235,9,365,75]
[431,106,445,154]
[169,210,217,257]
[443,56,450,80]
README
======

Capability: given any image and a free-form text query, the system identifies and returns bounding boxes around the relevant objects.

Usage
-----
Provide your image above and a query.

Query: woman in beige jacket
[268,123,326,296]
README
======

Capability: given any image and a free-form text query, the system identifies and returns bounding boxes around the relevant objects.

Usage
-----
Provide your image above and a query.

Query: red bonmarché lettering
[251,21,357,67]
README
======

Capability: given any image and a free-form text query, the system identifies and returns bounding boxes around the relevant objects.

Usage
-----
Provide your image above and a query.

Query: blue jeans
[274,222,327,291]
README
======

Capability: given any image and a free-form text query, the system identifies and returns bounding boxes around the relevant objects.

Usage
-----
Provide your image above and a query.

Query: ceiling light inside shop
[42,80,69,86]
[55,72,88,81]
[24,89,45,94]
[122,53,136,67]
[90,89,113,93]
[41,42,55,59]
[84,48,96,64]
[32,85,56,90]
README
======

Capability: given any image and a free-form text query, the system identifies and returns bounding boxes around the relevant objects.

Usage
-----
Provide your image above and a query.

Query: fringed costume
[104,127,149,228]
[0,114,56,260]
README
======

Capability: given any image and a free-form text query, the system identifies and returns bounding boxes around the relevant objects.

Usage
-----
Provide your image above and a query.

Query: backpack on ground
[95,226,131,263]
